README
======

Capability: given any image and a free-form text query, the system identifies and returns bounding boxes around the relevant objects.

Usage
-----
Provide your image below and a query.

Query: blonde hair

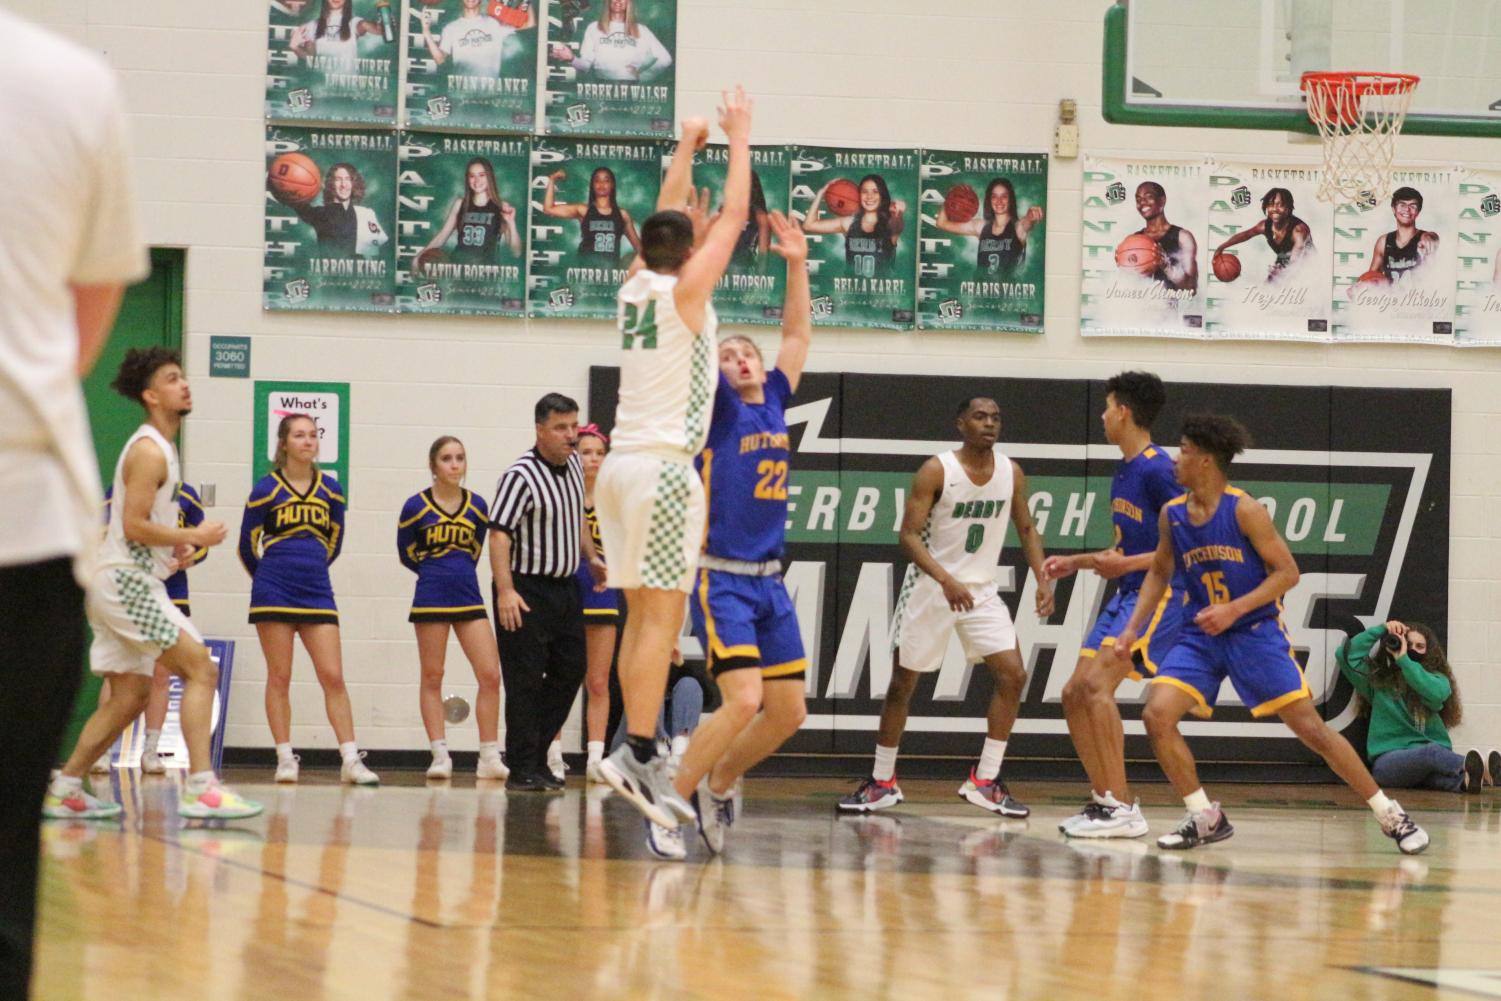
[596,0,639,37]
[273,413,319,471]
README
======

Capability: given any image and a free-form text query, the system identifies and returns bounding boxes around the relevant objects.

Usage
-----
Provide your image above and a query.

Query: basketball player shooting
[594,87,754,830]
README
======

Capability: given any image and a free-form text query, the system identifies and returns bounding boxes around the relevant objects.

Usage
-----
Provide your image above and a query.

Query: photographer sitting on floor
[1336,619,1481,792]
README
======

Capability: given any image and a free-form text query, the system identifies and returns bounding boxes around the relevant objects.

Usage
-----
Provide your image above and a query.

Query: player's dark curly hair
[955,396,998,418]
[1391,185,1423,209]
[1261,187,1295,211]
[1105,371,1166,430]
[323,163,366,205]
[110,347,181,404]
[1180,413,1251,473]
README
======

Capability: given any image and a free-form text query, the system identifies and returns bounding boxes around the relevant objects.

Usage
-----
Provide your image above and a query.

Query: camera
[1381,630,1404,654]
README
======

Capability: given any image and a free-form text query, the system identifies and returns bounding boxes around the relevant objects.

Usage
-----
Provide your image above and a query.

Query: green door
[60,248,185,759]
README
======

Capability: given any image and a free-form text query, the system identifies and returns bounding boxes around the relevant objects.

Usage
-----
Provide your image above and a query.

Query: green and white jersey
[919,449,1014,586]
[611,269,718,459]
[98,424,180,579]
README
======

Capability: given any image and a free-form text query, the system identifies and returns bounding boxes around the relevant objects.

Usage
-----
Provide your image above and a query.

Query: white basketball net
[1301,72,1418,208]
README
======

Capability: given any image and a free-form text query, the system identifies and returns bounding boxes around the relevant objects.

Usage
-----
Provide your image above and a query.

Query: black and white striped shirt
[489,447,584,578]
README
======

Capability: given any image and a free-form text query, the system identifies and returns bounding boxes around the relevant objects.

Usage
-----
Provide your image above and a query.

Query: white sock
[872,744,899,782]
[479,741,501,760]
[670,734,690,758]
[1367,790,1395,817]
[1184,788,1212,814]
[187,770,215,791]
[430,739,450,759]
[1093,789,1122,808]
[976,738,1007,782]
[143,729,162,753]
[275,742,295,763]
[339,741,360,764]
[586,740,605,764]
[53,773,82,795]
[547,739,563,762]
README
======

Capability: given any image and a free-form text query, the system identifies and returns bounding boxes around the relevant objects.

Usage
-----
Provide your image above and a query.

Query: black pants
[493,575,585,775]
[0,558,85,1001]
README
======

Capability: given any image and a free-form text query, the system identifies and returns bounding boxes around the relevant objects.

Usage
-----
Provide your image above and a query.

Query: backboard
[1103,0,1501,137]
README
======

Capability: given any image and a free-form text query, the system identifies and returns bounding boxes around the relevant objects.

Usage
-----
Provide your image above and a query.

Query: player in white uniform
[839,397,1054,817]
[595,87,754,829]
[43,349,261,821]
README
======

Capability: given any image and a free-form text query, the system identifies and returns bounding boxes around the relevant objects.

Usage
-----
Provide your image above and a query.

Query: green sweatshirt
[1335,625,1452,758]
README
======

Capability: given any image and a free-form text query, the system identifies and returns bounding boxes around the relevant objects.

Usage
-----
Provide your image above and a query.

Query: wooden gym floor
[32,770,1501,1000]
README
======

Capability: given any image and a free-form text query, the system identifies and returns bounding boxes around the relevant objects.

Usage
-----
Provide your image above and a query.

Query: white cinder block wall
[18,0,1500,754]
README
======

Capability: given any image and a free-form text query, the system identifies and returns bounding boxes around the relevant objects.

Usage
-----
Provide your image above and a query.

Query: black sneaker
[1487,749,1500,789]
[508,770,551,792]
[1156,804,1233,850]
[1464,749,1485,793]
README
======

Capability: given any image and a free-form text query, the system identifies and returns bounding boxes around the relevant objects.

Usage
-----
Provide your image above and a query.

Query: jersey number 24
[621,301,658,349]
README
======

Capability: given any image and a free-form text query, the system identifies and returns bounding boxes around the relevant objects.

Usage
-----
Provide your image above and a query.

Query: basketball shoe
[1064,800,1149,839]
[837,776,903,813]
[1157,803,1233,849]
[42,784,121,821]
[1379,801,1429,855]
[958,769,1030,818]
[178,782,264,820]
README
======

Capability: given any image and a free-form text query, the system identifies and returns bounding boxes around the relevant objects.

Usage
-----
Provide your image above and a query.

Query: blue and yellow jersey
[238,470,345,577]
[397,488,488,575]
[1111,444,1181,592]
[105,482,208,608]
[1166,487,1277,631]
[697,368,793,564]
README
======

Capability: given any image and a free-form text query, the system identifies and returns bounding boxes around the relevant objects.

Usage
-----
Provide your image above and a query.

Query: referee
[489,393,605,790]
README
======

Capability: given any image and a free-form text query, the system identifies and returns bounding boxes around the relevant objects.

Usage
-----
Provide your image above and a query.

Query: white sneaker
[140,749,167,775]
[476,754,510,780]
[340,753,380,786]
[1379,801,1429,855]
[274,755,300,783]
[693,778,736,855]
[665,753,683,781]
[644,818,687,860]
[427,755,453,780]
[585,758,606,784]
[598,744,690,829]
[547,755,567,782]
[1064,800,1149,839]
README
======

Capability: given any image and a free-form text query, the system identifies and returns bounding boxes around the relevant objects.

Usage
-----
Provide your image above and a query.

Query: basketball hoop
[1300,71,1419,208]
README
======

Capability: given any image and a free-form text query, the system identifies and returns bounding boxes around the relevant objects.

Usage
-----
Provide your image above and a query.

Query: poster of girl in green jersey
[791,146,919,330]
[405,0,539,131]
[544,0,676,137]
[918,149,1047,333]
[527,138,660,319]
[663,144,789,326]
[264,126,397,312]
[265,0,399,123]
[398,132,529,315]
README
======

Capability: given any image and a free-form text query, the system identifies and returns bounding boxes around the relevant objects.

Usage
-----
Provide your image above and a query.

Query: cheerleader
[239,413,378,785]
[398,436,508,780]
[574,424,620,781]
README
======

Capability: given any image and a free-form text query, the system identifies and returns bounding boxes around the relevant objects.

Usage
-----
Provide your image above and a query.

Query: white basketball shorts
[87,566,201,677]
[595,451,706,594]
[893,574,1017,674]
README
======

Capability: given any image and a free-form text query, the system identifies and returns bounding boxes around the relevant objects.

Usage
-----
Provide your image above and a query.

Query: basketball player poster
[791,146,920,330]
[917,149,1048,333]
[1204,163,1333,341]
[661,144,790,326]
[526,138,660,319]
[1454,169,1501,346]
[543,0,677,138]
[397,132,529,316]
[1332,167,1459,343]
[264,126,398,313]
[265,0,399,124]
[405,0,539,131]
[1080,157,1209,339]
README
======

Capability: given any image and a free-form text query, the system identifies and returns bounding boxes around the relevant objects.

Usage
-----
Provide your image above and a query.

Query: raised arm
[1009,461,1054,617]
[418,10,446,65]
[799,182,845,235]
[769,211,810,392]
[540,170,587,220]
[657,118,708,212]
[502,201,521,256]
[675,86,753,311]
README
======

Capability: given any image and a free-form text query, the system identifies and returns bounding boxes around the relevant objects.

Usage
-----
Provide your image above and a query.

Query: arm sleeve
[1398,656,1452,711]
[573,23,599,73]
[707,372,739,439]
[326,480,346,565]
[1334,625,1383,698]
[489,470,531,535]
[639,25,672,70]
[397,495,423,574]
[238,484,269,576]
[70,71,149,285]
[471,493,490,559]
[179,486,209,567]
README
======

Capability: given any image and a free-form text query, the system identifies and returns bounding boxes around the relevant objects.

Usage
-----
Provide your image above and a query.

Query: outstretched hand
[680,117,709,151]
[718,84,753,142]
[683,186,713,247]
[767,211,806,264]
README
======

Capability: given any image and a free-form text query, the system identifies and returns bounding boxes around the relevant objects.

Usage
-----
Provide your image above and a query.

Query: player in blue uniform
[95,483,209,774]
[240,413,378,786]
[648,210,811,860]
[1046,372,1183,838]
[1113,414,1428,854]
[398,436,506,782]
